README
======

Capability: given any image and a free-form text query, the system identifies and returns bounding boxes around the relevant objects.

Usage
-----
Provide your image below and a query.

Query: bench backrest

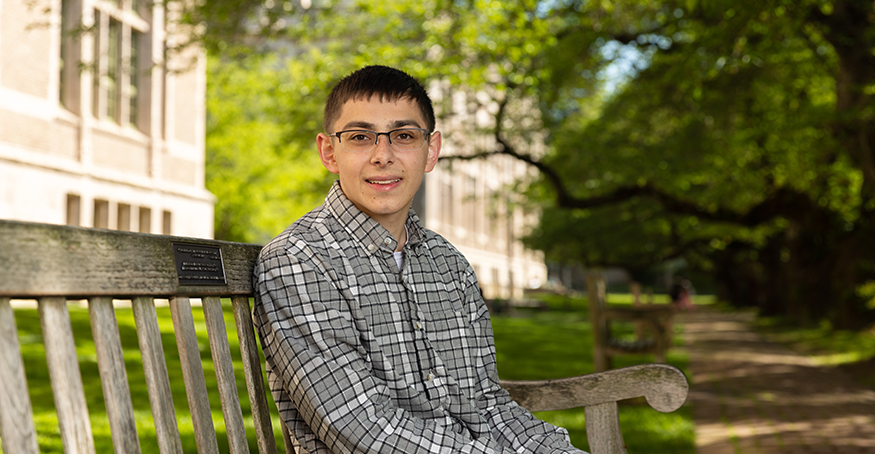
[0,219,287,454]
[1,220,688,454]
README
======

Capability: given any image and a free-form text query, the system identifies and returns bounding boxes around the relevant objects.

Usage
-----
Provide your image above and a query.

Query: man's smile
[366,178,402,185]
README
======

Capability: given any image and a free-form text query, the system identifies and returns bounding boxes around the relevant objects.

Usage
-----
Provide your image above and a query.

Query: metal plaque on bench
[172,242,227,285]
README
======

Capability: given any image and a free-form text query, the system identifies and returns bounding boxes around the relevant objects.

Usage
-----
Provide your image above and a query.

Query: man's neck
[387,222,407,252]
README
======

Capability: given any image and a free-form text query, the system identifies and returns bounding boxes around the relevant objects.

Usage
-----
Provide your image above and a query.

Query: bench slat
[281,421,296,454]
[132,296,185,454]
[89,297,142,454]
[232,296,281,454]
[203,296,251,454]
[170,296,220,453]
[39,296,97,454]
[0,220,262,297]
[0,297,40,454]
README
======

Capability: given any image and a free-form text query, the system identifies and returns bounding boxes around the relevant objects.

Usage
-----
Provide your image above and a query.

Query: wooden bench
[0,220,688,454]
[586,273,675,372]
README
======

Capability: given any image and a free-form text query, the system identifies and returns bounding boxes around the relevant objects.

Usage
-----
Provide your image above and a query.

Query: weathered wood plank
[232,296,279,454]
[500,363,688,413]
[131,296,185,454]
[203,296,250,454]
[170,296,220,453]
[0,297,40,454]
[39,296,97,454]
[281,421,296,454]
[585,402,626,454]
[89,297,142,454]
[0,219,262,297]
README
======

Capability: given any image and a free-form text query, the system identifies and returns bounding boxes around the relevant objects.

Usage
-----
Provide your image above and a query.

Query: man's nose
[370,134,395,164]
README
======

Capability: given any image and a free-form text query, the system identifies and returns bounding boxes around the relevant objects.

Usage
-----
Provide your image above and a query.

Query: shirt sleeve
[462,269,589,454]
[253,248,519,454]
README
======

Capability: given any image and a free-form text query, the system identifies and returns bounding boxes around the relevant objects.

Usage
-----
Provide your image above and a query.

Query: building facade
[0,0,214,237]
[414,82,548,300]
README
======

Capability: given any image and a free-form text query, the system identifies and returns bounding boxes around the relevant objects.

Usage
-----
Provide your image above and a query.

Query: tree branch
[442,149,818,228]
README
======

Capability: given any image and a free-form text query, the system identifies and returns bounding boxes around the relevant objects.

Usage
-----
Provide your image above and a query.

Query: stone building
[0,0,214,238]
[414,82,548,300]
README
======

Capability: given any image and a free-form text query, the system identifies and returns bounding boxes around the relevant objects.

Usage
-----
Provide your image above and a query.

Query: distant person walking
[669,278,695,311]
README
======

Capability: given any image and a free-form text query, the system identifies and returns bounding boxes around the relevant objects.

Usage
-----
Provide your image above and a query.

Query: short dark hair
[323,65,436,133]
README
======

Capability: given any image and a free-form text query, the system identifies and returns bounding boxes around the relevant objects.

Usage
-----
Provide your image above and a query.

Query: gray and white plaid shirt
[253,181,585,454]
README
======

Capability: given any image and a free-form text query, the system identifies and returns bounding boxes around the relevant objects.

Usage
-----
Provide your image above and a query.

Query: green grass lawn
[2,294,696,453]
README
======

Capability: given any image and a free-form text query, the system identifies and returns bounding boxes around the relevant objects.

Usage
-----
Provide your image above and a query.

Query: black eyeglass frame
[329,127,433,152]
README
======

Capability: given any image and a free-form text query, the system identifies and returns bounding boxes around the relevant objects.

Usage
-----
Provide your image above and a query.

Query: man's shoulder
[417,227,471,270]
[258,205,335,262]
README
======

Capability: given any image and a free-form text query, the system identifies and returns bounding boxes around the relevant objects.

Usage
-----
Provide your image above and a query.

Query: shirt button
[414,321,422,330]
[425,373,434,381]
[383,237,392,245]
[367,244,376,252]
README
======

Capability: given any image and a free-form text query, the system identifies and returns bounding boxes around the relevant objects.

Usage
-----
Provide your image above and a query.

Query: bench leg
[585,401,627,454]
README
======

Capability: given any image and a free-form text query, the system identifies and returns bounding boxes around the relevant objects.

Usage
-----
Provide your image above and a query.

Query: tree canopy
[200,0,875,327]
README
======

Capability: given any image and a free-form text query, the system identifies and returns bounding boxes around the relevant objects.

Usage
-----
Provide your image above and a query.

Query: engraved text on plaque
[172,242,227,285]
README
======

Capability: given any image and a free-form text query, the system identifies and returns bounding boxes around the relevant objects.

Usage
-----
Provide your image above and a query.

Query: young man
[253,65,586,454]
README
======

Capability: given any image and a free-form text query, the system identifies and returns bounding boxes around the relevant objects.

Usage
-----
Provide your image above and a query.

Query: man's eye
[395,133,413,140]
[349,133,372,142]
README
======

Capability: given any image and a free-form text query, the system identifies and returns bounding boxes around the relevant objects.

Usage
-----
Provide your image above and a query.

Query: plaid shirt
[253,181,585,454]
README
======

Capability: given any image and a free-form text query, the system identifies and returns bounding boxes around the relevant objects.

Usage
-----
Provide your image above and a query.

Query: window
[117,203,131,231]
[129,31,141,126]
[139,207,151,233]
[59,0,80,111]
[162,210,172,234]
[66,194,81,226]
[89,0,150,130]
[94,199,110,229]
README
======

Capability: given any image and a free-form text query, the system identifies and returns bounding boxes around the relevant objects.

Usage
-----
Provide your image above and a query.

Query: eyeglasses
[329,128,431,153]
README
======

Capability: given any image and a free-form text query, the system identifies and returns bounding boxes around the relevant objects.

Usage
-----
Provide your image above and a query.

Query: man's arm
[462,270,589,454]
[254,250,517,454]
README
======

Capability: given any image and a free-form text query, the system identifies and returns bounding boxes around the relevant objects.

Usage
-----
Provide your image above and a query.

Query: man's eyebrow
[390,119,422,129]
[340,120,377,130]
[339,119,423,131]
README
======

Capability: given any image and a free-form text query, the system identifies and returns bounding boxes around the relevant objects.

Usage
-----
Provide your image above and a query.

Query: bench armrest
[500,364,688,454]
[500,363,687,413]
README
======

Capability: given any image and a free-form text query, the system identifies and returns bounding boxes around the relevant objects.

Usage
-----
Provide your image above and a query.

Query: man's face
[317,97,441,229]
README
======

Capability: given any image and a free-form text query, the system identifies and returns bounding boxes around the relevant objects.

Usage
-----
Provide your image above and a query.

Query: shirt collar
[324,180,427,253]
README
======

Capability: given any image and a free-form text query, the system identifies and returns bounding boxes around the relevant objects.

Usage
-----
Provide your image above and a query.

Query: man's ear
[424,131,441,173]
[317,133,340,174]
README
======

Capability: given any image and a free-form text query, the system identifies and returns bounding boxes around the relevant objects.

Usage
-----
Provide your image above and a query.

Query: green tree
[206,54,333,243]
[199,0,875,326]
[506,0,875,328]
